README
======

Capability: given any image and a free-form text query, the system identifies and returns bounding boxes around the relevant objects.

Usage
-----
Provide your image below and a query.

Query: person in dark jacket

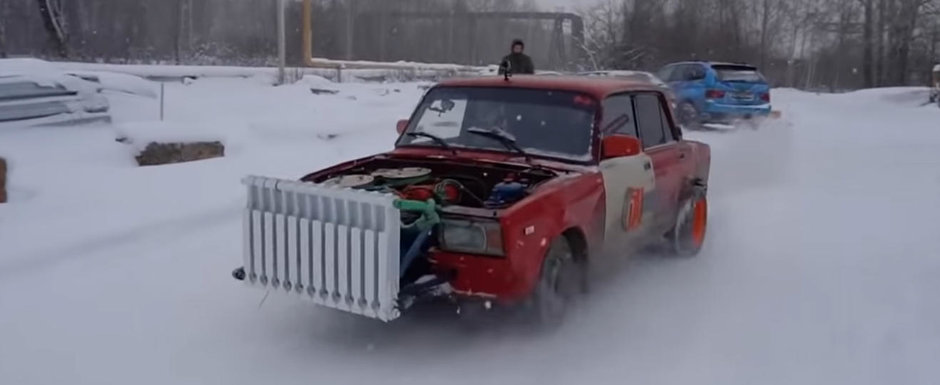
[499,39,535,75]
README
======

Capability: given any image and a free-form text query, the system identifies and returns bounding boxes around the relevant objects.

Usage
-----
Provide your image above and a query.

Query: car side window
[633,93,667,148]
[601,94,637,137]
[684,65,706,81]
[657,66,676,82]
[670,66,688,82]
[659,97,679,142]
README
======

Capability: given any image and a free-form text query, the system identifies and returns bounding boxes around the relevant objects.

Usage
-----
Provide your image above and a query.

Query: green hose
[393,199,441,231]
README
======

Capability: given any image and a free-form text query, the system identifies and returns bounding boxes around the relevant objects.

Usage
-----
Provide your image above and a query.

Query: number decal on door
[623,188,644,231]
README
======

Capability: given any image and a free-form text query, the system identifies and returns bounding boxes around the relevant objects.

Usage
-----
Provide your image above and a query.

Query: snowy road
[1,76,939,385]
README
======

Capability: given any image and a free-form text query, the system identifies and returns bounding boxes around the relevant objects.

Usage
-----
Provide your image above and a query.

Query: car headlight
[439,218,505,257]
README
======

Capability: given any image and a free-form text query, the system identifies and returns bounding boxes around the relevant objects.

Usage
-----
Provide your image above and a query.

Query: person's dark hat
[511,39,525,49]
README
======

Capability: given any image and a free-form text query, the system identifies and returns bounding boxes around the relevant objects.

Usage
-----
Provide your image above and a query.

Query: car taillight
[705,90,725,99]
[761,93,770,102]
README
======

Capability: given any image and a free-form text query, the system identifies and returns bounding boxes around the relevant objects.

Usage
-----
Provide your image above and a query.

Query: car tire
[527,237,580,328]
[666,188,708,257]
[677,102,703,131]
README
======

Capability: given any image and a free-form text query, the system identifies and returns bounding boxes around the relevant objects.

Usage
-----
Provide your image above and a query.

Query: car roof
[436,75,663,99]
[665,60,757,68]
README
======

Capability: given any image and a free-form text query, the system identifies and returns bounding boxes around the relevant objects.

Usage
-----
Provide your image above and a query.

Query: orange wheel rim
[691,198,708,246]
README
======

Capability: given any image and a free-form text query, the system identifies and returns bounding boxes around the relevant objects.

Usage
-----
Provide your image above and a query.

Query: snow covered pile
[1,58,158,98]
[0,59,155,128]
[115,122,228,153]
[115,122,227,166]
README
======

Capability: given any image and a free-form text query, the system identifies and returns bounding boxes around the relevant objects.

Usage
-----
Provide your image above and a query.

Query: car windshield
[713,65,765,82]
[397,86,597,162]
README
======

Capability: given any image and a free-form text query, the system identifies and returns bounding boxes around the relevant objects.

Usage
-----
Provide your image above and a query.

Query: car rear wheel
[667,191,708,257]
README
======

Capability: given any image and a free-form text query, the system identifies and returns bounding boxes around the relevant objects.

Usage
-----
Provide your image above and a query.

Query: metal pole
[277,0,287,85]
[160,83,165,121]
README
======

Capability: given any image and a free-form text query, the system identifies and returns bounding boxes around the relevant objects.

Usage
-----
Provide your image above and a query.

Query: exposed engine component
[400,180,463,205]
[322,174,375,188]
[308,161,554,209]
[371,167,432,179]
[485,174,529,208]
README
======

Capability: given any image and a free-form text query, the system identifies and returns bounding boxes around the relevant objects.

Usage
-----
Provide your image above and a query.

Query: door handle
[679,152,687,160]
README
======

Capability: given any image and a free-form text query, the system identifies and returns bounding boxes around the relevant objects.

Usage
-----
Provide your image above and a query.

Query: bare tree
[0,0,7,58]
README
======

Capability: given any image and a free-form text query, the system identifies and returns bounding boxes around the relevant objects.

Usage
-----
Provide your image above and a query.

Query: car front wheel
[677,102,703,130]
[527,237,580,328]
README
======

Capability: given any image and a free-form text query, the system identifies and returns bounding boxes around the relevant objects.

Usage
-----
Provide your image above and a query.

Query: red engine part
[440,183,460,203]
[401,182,462,204]
[402,186,435,201]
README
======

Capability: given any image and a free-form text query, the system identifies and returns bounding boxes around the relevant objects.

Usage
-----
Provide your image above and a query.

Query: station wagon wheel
[677,102,703,131]
[529,237,579,327]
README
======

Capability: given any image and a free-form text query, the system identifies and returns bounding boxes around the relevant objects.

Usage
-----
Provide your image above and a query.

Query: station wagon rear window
[713,65,766,83]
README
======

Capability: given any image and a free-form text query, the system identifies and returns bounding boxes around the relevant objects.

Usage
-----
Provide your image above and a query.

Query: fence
[0,0,586,71]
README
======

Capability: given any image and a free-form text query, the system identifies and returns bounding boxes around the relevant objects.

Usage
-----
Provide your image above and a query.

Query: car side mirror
[396,119,409,135]
[602,135,642,159]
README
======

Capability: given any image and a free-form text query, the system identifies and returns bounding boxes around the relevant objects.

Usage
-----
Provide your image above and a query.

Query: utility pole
[277,0,287,85]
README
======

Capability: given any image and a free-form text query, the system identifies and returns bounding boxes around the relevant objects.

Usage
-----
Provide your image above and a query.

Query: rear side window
[633,93,667,148]
[657,66,676,82]
[601,94,637,136]
[713,65,765,82]
[681,65,707,81]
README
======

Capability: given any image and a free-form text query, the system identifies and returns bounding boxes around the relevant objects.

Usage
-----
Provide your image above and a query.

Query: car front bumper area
[430,251,534,303]
[230,176,527,322]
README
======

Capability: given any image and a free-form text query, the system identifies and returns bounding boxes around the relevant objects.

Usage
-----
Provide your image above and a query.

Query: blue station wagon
[657,61,771,127]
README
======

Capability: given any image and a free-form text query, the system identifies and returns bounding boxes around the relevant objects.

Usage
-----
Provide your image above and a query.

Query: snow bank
[0,57,60,75]
[55,60,487,83]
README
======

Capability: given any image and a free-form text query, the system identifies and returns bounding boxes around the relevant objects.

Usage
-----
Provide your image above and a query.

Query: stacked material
[0,59,111,128]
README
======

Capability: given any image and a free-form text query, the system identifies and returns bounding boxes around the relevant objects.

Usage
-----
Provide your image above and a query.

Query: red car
[232,75,711,325]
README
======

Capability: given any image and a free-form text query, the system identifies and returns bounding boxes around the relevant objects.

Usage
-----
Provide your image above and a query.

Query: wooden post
[0,156,7,203]
[277,0,287,85]
[160,83,165,121]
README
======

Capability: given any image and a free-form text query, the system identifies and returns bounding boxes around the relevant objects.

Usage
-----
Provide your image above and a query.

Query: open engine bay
[304,158,557,211]
[300,157,559,306]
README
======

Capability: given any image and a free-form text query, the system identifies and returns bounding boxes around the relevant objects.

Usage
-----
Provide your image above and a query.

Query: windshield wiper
[405,132,457,156]
[467,126,532,163]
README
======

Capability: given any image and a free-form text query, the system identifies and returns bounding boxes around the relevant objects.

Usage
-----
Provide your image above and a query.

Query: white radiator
[241,176,402,322]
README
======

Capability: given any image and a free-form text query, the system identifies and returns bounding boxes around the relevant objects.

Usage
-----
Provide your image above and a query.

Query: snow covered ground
[1,73,939,385]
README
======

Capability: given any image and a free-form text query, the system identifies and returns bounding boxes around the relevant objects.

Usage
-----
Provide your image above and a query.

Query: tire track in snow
[0,202,241,279]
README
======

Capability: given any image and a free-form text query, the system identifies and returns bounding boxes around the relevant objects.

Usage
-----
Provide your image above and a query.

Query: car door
[632,92,684,232]
[597,93,656,254]
[674,64,708,107]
